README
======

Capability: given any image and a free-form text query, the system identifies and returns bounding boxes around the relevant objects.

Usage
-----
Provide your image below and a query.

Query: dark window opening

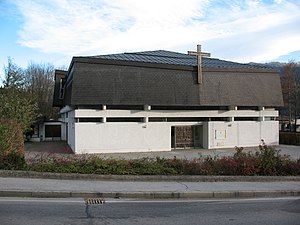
[151,106,228,110]
[59,78,66,99]
[210,117,229,121]
[234,117,259,121]
[76,118,102,123]
[237,106,259,111]
[149,118,167,122]
[149,117,209,122]
[106,117,144,122]
[265,117,277,121]
[106,105,144,110]
[45,125,61,137]
[76,105,103,110]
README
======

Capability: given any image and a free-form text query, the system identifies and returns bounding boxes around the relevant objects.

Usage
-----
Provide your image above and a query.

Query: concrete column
[259,106,265,121]
[102,105,107,123]
[144,105,150,123]
[229,117,234,122]
[144,105,151,111]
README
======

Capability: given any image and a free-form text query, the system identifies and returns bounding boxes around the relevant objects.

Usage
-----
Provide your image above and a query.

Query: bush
[0,119,26,170]
[0,118,24,156]
[8,145,300,176]
[0,151,26,170]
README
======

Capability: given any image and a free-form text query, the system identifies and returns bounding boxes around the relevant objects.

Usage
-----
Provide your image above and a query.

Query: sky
[1,0,300,81]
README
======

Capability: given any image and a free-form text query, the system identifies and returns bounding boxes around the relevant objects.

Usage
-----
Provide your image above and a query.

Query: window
[76,118,102,123]
[106,105,144,110]
[149,117,209,122]
[237,106,259,111]
[151,106,228,110]
[106,117,144,122]
[59,78,65,99]
[234,117,259,121]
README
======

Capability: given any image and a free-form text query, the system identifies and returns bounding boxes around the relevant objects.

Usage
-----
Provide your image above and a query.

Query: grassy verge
[1,146,300,176]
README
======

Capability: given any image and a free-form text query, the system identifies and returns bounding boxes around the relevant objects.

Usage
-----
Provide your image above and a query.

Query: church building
[53,46,283,154]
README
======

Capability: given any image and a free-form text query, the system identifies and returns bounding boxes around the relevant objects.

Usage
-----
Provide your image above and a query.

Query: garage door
[45,125,61,138]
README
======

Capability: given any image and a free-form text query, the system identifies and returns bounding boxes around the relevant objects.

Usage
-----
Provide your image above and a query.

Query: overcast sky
[1,0,300,81]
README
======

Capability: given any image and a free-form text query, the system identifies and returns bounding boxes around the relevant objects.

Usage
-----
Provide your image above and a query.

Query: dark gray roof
[89,50,272,70]
[54,50,283,108]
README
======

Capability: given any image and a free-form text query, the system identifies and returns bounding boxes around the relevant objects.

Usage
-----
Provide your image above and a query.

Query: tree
[2,57,25,88]
[281,62,300,132]
[1,58,38,133]
[0,88,38,133]
[24,62,59,120]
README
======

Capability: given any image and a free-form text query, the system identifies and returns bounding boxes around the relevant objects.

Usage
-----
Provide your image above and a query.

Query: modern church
[53,45,283,154]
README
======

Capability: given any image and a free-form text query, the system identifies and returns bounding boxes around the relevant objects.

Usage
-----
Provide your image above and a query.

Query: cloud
[12,0,300,62]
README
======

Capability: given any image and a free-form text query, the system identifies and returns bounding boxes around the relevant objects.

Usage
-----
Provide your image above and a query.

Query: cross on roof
[188,45,211,84]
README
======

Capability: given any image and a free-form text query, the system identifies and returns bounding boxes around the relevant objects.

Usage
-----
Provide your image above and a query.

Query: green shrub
[19,146,300,176]
[0,119,26,170]
[0,118,24,156]
[0,151,26,170]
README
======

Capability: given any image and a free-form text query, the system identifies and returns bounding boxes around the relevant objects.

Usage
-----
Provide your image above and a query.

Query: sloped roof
[54,50,283,108]
[89,50,271,70]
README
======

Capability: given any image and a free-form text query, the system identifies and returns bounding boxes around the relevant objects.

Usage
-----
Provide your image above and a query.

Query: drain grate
[85,198,106,205]
[85,198,106,218]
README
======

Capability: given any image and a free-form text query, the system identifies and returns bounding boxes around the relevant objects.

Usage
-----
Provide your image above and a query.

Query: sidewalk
[1,175,299,199]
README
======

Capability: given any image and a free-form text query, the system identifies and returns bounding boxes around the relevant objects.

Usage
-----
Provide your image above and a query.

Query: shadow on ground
[25,141,73,154]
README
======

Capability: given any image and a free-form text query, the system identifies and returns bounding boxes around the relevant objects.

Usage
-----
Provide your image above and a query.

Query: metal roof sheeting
[89,50,271,69]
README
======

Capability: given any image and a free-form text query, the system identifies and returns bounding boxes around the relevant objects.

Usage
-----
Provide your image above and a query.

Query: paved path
[1,177,299,199]
[25,143,300,160]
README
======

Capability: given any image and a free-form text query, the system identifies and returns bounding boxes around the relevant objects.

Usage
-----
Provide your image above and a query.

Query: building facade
[53,50,283,154]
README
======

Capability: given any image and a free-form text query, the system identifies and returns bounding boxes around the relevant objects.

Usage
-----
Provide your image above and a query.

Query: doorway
[171,125,203,149]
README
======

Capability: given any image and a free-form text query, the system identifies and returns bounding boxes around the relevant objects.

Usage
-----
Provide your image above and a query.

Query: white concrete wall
[61,107,279,153]
[67,111,76,151]
[74,123,171,153]
[74,109,278,118]
[208,121,279,149]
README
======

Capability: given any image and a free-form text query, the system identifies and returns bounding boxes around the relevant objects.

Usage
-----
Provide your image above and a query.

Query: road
[0,197,299,225]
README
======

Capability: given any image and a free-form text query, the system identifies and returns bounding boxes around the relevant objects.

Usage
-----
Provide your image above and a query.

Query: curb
[0,190,299,199]
[1,170,300,182]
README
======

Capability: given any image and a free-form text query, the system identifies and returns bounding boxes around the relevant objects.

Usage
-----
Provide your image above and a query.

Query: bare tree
[281,62,300,132]
[24,62,59,120]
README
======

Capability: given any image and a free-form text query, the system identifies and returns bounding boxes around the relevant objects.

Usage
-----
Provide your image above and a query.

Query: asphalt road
[0,197,299,225]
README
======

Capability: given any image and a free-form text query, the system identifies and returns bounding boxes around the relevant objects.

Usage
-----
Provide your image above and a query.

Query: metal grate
[85,198,105,205]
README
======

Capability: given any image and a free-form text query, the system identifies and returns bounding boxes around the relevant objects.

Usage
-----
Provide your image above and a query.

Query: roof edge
[71,57,278,73]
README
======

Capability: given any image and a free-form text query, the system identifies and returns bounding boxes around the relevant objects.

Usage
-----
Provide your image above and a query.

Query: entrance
[45,125,61,140]
[171,125,203,149]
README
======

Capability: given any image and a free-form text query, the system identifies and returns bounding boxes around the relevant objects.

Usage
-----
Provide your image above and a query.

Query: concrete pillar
[259,106,265,121]
[102,105,107,123]
[144,117,149,123]
[144,105,151,111]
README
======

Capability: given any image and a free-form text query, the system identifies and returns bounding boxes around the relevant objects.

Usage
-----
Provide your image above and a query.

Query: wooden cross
[188,45,211,84]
